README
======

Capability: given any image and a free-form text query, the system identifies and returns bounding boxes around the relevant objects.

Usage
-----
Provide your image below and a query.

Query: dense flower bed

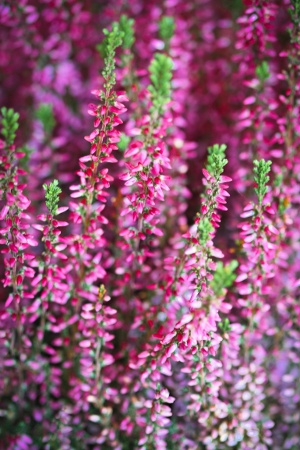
[0,1,300,449]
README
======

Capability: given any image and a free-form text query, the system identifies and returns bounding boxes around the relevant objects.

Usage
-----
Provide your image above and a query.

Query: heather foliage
[0,1,299,449]
[43,180,61,216]
[1,108,19,147]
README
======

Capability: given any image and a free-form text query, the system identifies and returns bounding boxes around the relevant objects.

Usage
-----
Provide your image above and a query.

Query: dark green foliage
[223,0,243,18]
[289,0,300,23]
[1,107,19,146]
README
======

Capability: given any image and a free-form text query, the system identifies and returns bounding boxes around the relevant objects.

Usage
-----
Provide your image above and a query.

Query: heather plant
[0,1,300,449]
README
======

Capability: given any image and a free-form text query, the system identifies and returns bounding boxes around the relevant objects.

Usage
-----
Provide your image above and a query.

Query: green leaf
[197,217,213,245]
[43,179,62,216]
[119,15,135,49]
[117,133,130,152]
[253,159,272,205]
[289,0,300,22]
[148,53,173,113]
[100,22,124,90]
[211,260,238,296]
[36,103,55,135]
[158,16,175,45]
[206,144,228,179]
[255,61,270,83]
[218,317,231,332]
[1,107,19,146]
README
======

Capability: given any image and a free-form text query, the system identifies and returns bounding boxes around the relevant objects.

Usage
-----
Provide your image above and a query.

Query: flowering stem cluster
[1,3,300,449]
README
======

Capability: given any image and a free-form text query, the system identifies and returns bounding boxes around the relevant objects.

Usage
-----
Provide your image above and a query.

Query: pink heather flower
[0,2,299,448]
